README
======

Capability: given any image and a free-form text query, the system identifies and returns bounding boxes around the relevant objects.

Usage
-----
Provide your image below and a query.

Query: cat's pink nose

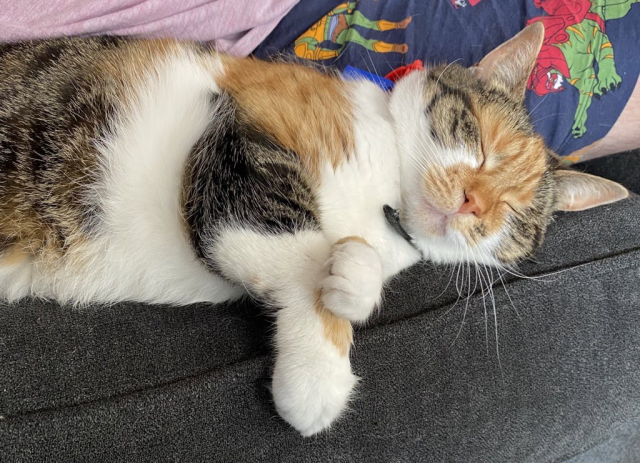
[457,191,484,216]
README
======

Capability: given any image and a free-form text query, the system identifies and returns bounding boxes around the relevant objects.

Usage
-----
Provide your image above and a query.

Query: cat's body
[0,25,628,436]
[0,37,420,435]
[0,37,416,306]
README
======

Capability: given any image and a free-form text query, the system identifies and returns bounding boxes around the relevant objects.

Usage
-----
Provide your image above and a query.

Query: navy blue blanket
[255,0,640,160]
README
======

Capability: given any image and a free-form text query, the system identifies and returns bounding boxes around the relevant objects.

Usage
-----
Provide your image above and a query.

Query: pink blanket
[0,0,298,56]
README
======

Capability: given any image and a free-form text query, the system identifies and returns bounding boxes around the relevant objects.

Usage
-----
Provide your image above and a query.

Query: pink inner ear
[556,171,629,211]
[475,22,545,98]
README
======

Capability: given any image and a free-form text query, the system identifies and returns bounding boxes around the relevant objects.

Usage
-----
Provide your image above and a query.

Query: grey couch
[2,151,639,462]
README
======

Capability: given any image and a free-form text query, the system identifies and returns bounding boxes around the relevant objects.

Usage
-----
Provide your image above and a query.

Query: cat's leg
[213,228,365,436]
[320,236,383,323]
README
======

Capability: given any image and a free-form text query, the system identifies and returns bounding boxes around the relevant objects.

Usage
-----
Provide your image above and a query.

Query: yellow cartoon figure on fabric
[294,1,412,60]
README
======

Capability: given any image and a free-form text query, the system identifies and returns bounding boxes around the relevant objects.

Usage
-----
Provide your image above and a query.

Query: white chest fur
[317,80,421,280]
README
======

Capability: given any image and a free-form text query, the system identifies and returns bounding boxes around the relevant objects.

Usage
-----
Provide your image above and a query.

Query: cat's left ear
[474,22,545,100]
[554,170,629,211]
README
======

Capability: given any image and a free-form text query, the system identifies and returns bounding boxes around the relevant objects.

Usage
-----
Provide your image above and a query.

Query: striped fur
[390,24,627,267]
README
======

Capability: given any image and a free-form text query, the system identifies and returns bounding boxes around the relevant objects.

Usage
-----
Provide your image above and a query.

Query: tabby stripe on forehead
[427,78,474,110]
[450,113,459,138]
[459,109,479,142]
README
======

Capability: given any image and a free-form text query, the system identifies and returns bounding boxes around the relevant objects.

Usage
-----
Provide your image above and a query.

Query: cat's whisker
[434,58,462,89]
[440,241,465,319]
[532,112,567,125]
[473,241,556,283]
[467,249,489,355]
[490,258,562,282]
[498,271,522,322]
[435,257,458,300]
[485,264,503,372]
[528,93,549,117]
[452,243,475,347]
[417,131,447,170]
[455,242,464,300]
[364,49,382,80]
[478,263,491,357]
[409,135,435,170]
[509,260,592,281]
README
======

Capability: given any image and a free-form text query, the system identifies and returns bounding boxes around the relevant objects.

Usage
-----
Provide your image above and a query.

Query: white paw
[272,353,358,437]
[321,239,383,323]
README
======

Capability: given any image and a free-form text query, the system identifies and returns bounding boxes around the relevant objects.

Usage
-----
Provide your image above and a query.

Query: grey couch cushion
[581,149,640,195]
[1,182,639,461]
[568,422,640,463]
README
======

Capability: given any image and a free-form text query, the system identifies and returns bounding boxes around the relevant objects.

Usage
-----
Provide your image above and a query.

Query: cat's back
[0,36,235,304]
[0,37,130,272]
[0,36,381,305]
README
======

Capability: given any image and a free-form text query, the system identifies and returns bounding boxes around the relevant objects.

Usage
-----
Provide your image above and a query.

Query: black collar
[383,205,422,255]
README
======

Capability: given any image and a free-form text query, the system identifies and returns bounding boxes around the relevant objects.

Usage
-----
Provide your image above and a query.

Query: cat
[0,23,628,436]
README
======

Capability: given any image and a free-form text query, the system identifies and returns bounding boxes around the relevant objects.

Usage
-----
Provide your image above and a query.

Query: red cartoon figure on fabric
[526,0,638,138]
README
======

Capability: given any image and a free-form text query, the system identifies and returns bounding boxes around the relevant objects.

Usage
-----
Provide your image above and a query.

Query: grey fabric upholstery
[581,149,640,195]
[1,152,639,462]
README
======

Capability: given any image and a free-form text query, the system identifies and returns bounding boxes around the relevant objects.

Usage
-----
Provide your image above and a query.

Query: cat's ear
[474,22,545,100]
[554,170,629,211]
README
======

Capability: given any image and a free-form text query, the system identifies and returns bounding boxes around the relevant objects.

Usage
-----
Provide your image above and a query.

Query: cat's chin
[413,216,447,238]
[412,232,502,267]
[403,199,452,239]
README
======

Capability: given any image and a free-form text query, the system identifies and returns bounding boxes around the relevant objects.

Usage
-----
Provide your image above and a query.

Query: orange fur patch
[0,245,29,267]
[477,106,547,201]
[218,56,354,182]
[315,291,353,357]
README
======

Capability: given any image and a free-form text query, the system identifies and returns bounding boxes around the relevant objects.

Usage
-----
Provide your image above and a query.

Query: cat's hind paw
[321,237,383,323]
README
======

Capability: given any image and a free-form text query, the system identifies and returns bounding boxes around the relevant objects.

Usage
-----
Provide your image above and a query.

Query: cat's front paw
[272,350,357,436]
[321,237,383,323]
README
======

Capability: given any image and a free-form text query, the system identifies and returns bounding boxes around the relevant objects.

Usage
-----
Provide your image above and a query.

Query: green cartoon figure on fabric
[294,1,412,60]
[527,0,639,138]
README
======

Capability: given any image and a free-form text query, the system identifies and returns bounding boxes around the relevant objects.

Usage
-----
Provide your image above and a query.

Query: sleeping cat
[0,23,628,436]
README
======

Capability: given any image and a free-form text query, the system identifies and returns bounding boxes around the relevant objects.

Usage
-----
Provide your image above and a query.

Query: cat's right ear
[554,169,629,211]
[473,22,545,100]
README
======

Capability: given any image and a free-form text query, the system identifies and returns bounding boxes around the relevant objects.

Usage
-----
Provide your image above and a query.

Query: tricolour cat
[0,24,628,435]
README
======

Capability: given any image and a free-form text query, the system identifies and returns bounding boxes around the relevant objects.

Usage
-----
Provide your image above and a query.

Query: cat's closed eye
[390,23,628,266]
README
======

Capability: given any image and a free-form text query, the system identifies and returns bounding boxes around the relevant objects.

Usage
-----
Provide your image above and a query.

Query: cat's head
[390,23,628,266]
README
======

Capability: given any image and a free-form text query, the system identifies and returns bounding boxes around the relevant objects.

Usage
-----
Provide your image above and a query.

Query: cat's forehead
[424,65,546,146]
[421,64,550,199]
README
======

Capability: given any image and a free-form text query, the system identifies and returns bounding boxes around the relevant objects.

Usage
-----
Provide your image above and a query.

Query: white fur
[213,229,358,437]
[413,229,504,267]
[321,239,383,323]
[2,48,243,305]
[206,80,423,436]
[318,80,422,279]
[0,57,504,436]
[0,254,34,301]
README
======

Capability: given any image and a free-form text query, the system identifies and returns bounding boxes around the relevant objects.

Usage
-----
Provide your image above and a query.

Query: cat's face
[390,23,627,266]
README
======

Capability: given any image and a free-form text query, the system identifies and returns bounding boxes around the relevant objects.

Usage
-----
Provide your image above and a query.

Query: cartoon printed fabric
[255,0,640,160]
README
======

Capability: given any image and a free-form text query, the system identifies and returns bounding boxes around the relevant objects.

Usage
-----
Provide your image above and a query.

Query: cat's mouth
[399,199,448,239]
[419,198,453,237]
